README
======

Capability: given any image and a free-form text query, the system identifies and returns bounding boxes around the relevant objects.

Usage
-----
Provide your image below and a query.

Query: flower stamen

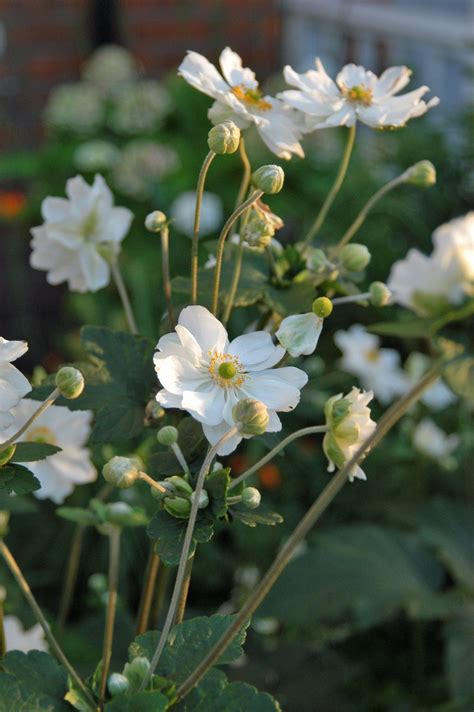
[343,85,373,106]
[232,85,272,112]
[208,351,246,388]
[26,426,57,445]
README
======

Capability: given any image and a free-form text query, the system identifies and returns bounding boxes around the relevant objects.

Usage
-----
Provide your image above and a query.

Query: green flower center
[218,362,238,379]
[344,85,373,106]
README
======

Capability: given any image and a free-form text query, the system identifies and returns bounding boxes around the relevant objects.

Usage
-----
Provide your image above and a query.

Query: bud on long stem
[0,387,60,453]
[191,150,216,304]
[110,260,138,335]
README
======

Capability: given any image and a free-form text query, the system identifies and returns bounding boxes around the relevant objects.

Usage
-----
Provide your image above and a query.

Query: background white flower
[108,80,171,135]
[73,140,121,173]
[388,212,474,314]
[3,615,47,653]
[82,44,138,96]
[0,338,31,431]
[412,418,459,460]
[112,141,179,200]
[280,60,438,131]
[154,305,308,454]
[276,313,323,357]
[0,400,96,504]
[30,174,133,293]
[404,352,456,411]
[44,83,104,134]
[179,47,304,160]
[170,190,223,238]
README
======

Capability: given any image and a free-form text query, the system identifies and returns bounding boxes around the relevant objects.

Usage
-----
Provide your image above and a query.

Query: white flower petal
[276,313,323,357]
[0,338,28,363]
[156,389,183,409]
[178,305,228,354]
[157,355,208,395]
[243,370,304,411]
[0,363,31,411]
[78,244,110,292]
[229,331,284,370]
[178,51,230,99]
[181,385,225,425]
[202,420,243,455]
[219,47,257,88]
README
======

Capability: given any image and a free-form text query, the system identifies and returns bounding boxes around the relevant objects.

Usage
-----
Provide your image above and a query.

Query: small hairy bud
[145,210,167,233]
[241,487,261,509]
[191,489,209,509]
[102,456,139,489]
[241,214,274,248]
[208,121,241,154]
[55,366,84,399]
[108,673,130,697]
[403,160,436,188]
[369,281,392,307]
[164,496,192,518]
[0,444,16,467]
[251,165,285,194]
[312,297,333,318]
[340,243,371,272]
[233,398,269,436]
[164,475,193,495]
[157,425,179,446]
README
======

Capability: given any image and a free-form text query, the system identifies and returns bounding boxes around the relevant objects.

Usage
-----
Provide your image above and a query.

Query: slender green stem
[229,425,328,491]
[192,150,216,305]
[151,565,170,630]
[160,224,175,326]
[0,590,6,658]
[0,387,60,452]
[0,540,95,709]
[99,527,121,708]
[173,555,194,626]
[56,525,86,637]
[333,173,405,254]
[141,426,240,689]
[303,124,356,247]
[170,443,190,475]
[222,236,245,325]
[211,191,263,316]
[332,292,370,305]
[135,549,161,636]
[176,363,444,702]
[138,472,172,496]
[234,137,252,211]
[110,260,138,335]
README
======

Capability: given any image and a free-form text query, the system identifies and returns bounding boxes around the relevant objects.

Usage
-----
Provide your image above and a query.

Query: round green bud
[108,673,130,697]
[251,165,285,194]
[55,366,84,399]
[403,160,436,188]
[145,210,167,233]
[0,444,16,468]
[124,656,150,681]
[218,361,237,379]
[241,487,261,509]
[88,572,107,593]
[307,248,328,273]
[165,475,193,495]
[233,398,269,436]
[157,425,179,446]
[103,456,139,489]
[106,501,134,526]
[339,243,371,272]
[190,489,209,509]
[312,297,333,318]
[208,121,241,154]
[164,496,192,518]
[369,281,392,307]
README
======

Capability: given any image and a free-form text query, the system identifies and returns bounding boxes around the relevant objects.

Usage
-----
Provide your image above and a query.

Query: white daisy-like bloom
[178,47,304,160]
[170,190,223,238]
[0,400,96,504]
[3,616,47,653]
[334,325,408,404]
[30,175,133,293]
[154,306,308,455]
[279,59,439,131]
[412,418,459,460]
[0,338,31,431]
[82,44,138,95]
[276,313,323,358]
[388,213,474,315]
[44,83,104,134]
[323,387,376,482]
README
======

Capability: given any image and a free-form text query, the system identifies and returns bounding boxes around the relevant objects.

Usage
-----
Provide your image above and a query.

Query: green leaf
[0,651,70,711]
[56,506,100,527]
[205,468,231,519]
[105,691,168,711]
[260,525,443,633]
[264,280,315,316]
[129,614,249,685]
[173,669,281,712]
[444,606,474,699]
[369,317,436,338]
[418,498,474,592]
[147,510,213,566]
[173,668,227,712]
[11,442,61,462]
[0,464,40,495]
[232,507,284,528]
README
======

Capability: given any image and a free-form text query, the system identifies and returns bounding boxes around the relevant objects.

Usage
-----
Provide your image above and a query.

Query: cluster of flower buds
[241,200,283,249]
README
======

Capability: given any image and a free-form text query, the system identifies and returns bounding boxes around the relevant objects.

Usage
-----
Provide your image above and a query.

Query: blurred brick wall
[0,0,281,150]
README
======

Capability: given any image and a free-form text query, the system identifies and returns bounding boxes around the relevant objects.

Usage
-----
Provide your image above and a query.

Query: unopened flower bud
[403,160,436,188]
[251,165,285,194]
[164,496,191,518]
[102,456,139,489]
[340,243,371,272]
[0,444,16,467]
[124,656,150,682]
[145,210,167,233]
[233,398,269,436]
[208,121,241,154]
[191,489,209,509]
[307,248,328,273]
[88,573,107,593]
[164,475,193,495]
[369,281,392,307]
[55,366,84,399]
[157,425,179,446]
[108,673,130,697]
[106,501,134,526]
[241,214,274,248]
[241,487,261,509]
[312,297,333,318]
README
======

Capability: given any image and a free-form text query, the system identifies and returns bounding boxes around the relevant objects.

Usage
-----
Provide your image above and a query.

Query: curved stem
[99,527,121,708]
[135,549,161,636]
[192,150,216,305]
[222,236,245,326]
[234,137,252,211]
[56,524,86,637]
[173,555,194,626]
[332,292,370,306]
[229,425,328,491]
[160,225,175,327]
[110,260,138,335]
[211,191,263,316]
[0,540,95,709]
[176,363,444,701]
[303,124,356,248]
[141,426,240,689]
[170,442,190,475]
[0,387,60,452]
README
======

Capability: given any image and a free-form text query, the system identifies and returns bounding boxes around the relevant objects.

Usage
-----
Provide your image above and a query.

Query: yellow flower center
[365,348,380,363]
[344,85,373,106]
[26,426,57,445]
[231,85,272,112]
[208,351,246,388]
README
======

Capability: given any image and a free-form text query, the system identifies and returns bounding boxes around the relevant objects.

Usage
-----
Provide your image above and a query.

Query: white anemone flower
[280,59,439,131]
[171,190,223,238]
[0,338,31,431]
[276,313,323,357]
[154,306,308,455]
[412,418,459,460]
[388,213,474,315]
[0,400,97,504]
[30,175,133,293]
[178,47,304,160]
[4,616,47,653]
[334,325,408,404]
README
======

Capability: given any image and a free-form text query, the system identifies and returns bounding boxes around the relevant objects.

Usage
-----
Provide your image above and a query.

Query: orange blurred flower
[258,463,282,490]
[228,453,251,474]
[0,191,27,219]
